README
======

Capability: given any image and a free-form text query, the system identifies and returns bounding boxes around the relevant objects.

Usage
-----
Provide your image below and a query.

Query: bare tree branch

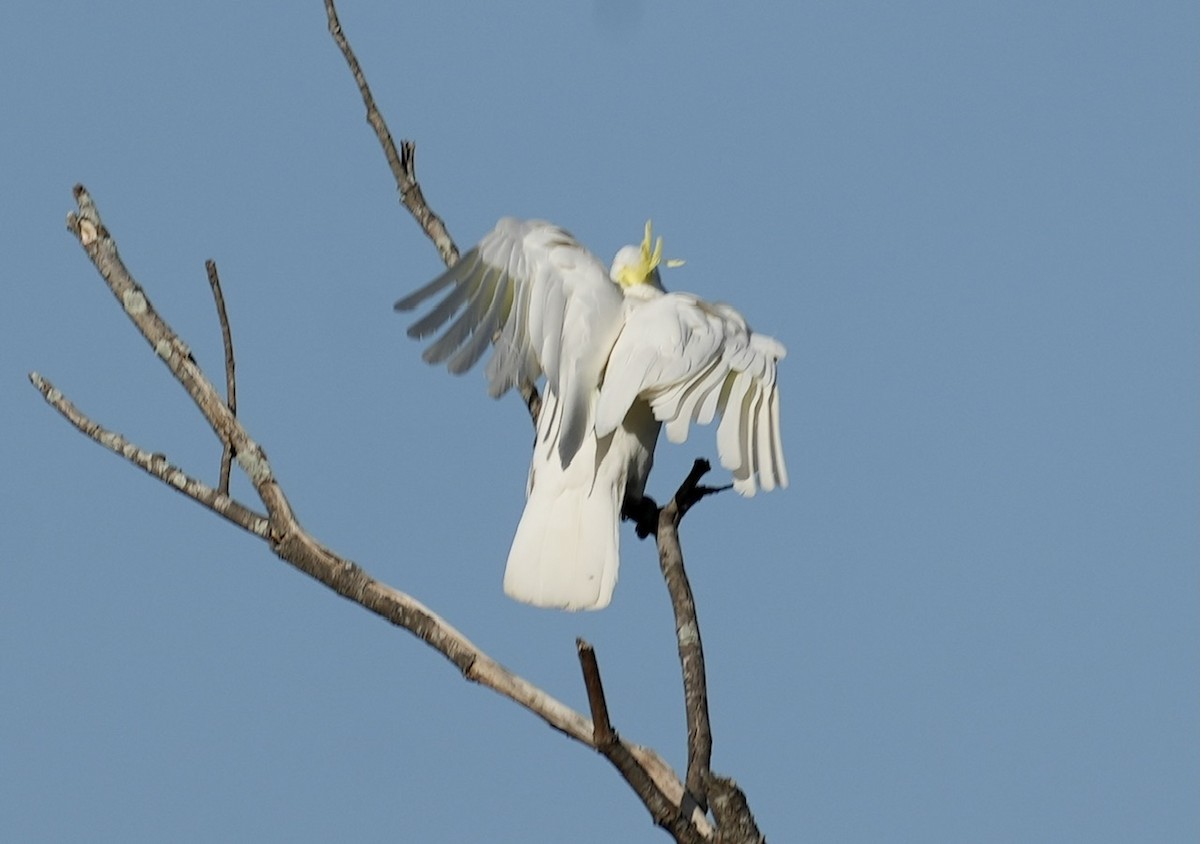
[29,371,268,537]
[205,259,236,494]
[324,0,457,267]
[577,639,616,745]
[34,4,767,839]
[578,640,707,844]
[36,184,713,840]
[320,1,762,837]
[323,0,544,427]
[657,460,720,811]
[708,775,765,844]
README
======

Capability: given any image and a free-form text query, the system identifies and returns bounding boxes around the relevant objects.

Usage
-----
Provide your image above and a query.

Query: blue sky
[3,1,1197,841]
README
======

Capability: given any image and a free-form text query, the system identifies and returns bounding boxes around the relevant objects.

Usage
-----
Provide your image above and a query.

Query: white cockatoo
[396,218,786,610]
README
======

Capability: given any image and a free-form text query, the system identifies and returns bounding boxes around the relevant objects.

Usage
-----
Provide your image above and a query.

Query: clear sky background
[3,2,1197,842]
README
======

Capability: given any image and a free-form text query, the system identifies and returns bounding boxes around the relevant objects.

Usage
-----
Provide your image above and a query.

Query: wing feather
[422,264,501,365]
[659,356,725,443]
[393,260,462,314]
[696,367,732,428]
[396,217,624,466]
[406,260,478,339]
[486,266,535,397]
[716,367,755,476]
[769,386,788,489]
[752,380,775,492]
[400,217,788,492]
[446,266,509,374]
[597,292,788,495]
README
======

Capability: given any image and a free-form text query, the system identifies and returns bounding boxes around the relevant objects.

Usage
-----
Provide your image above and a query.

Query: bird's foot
[621,495,660,540]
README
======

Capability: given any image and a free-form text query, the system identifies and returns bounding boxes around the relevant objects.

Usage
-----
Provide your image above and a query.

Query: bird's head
[611,220,683,290]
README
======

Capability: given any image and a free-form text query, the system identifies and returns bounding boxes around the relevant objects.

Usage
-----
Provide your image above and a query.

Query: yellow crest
[616,220,685,287]
[637,220,685,277]
[640,220,664,274]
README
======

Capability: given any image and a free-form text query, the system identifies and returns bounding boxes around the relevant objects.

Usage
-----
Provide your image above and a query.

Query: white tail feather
[503,390,621,610]
[503,390,659,611]
[503,458,620,610]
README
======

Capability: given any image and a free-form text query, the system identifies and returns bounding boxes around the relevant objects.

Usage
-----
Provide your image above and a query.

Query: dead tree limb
[205,259,236,494]
[322,0,543,424]
[578,640,706,844]
[30,370,268,537]
[659,461,719,810]
[31,2,768,839]
[32,184,715,840]
[33,184,713,840]
[322,1,762,838]
[323,0,456,268]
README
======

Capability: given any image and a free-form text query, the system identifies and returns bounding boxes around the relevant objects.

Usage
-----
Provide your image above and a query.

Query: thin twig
[64,186,269,496]
[30,371,268,537]
[324,0,457,267]
[577,638,615,744]
[324,0,542,427]
[206,259,237,494]
[577,640,707,844]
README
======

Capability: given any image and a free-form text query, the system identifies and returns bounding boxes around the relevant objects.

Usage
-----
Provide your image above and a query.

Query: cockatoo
[396,218,786,610]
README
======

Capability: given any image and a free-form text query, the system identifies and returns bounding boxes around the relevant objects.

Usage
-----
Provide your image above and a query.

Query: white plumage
[396,218,786,610]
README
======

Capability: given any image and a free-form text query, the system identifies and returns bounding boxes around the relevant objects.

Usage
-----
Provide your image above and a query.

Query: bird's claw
[621,495,660,539]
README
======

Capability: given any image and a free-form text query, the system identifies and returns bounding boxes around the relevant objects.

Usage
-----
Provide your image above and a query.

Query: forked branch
[578,640,706,844]
[321,0,742,825]
[30,1,766,839]
[34,184,713,840]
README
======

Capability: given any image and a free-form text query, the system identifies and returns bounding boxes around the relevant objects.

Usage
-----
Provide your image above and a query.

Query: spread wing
[396,217,625,465]
[595,293,787,496]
